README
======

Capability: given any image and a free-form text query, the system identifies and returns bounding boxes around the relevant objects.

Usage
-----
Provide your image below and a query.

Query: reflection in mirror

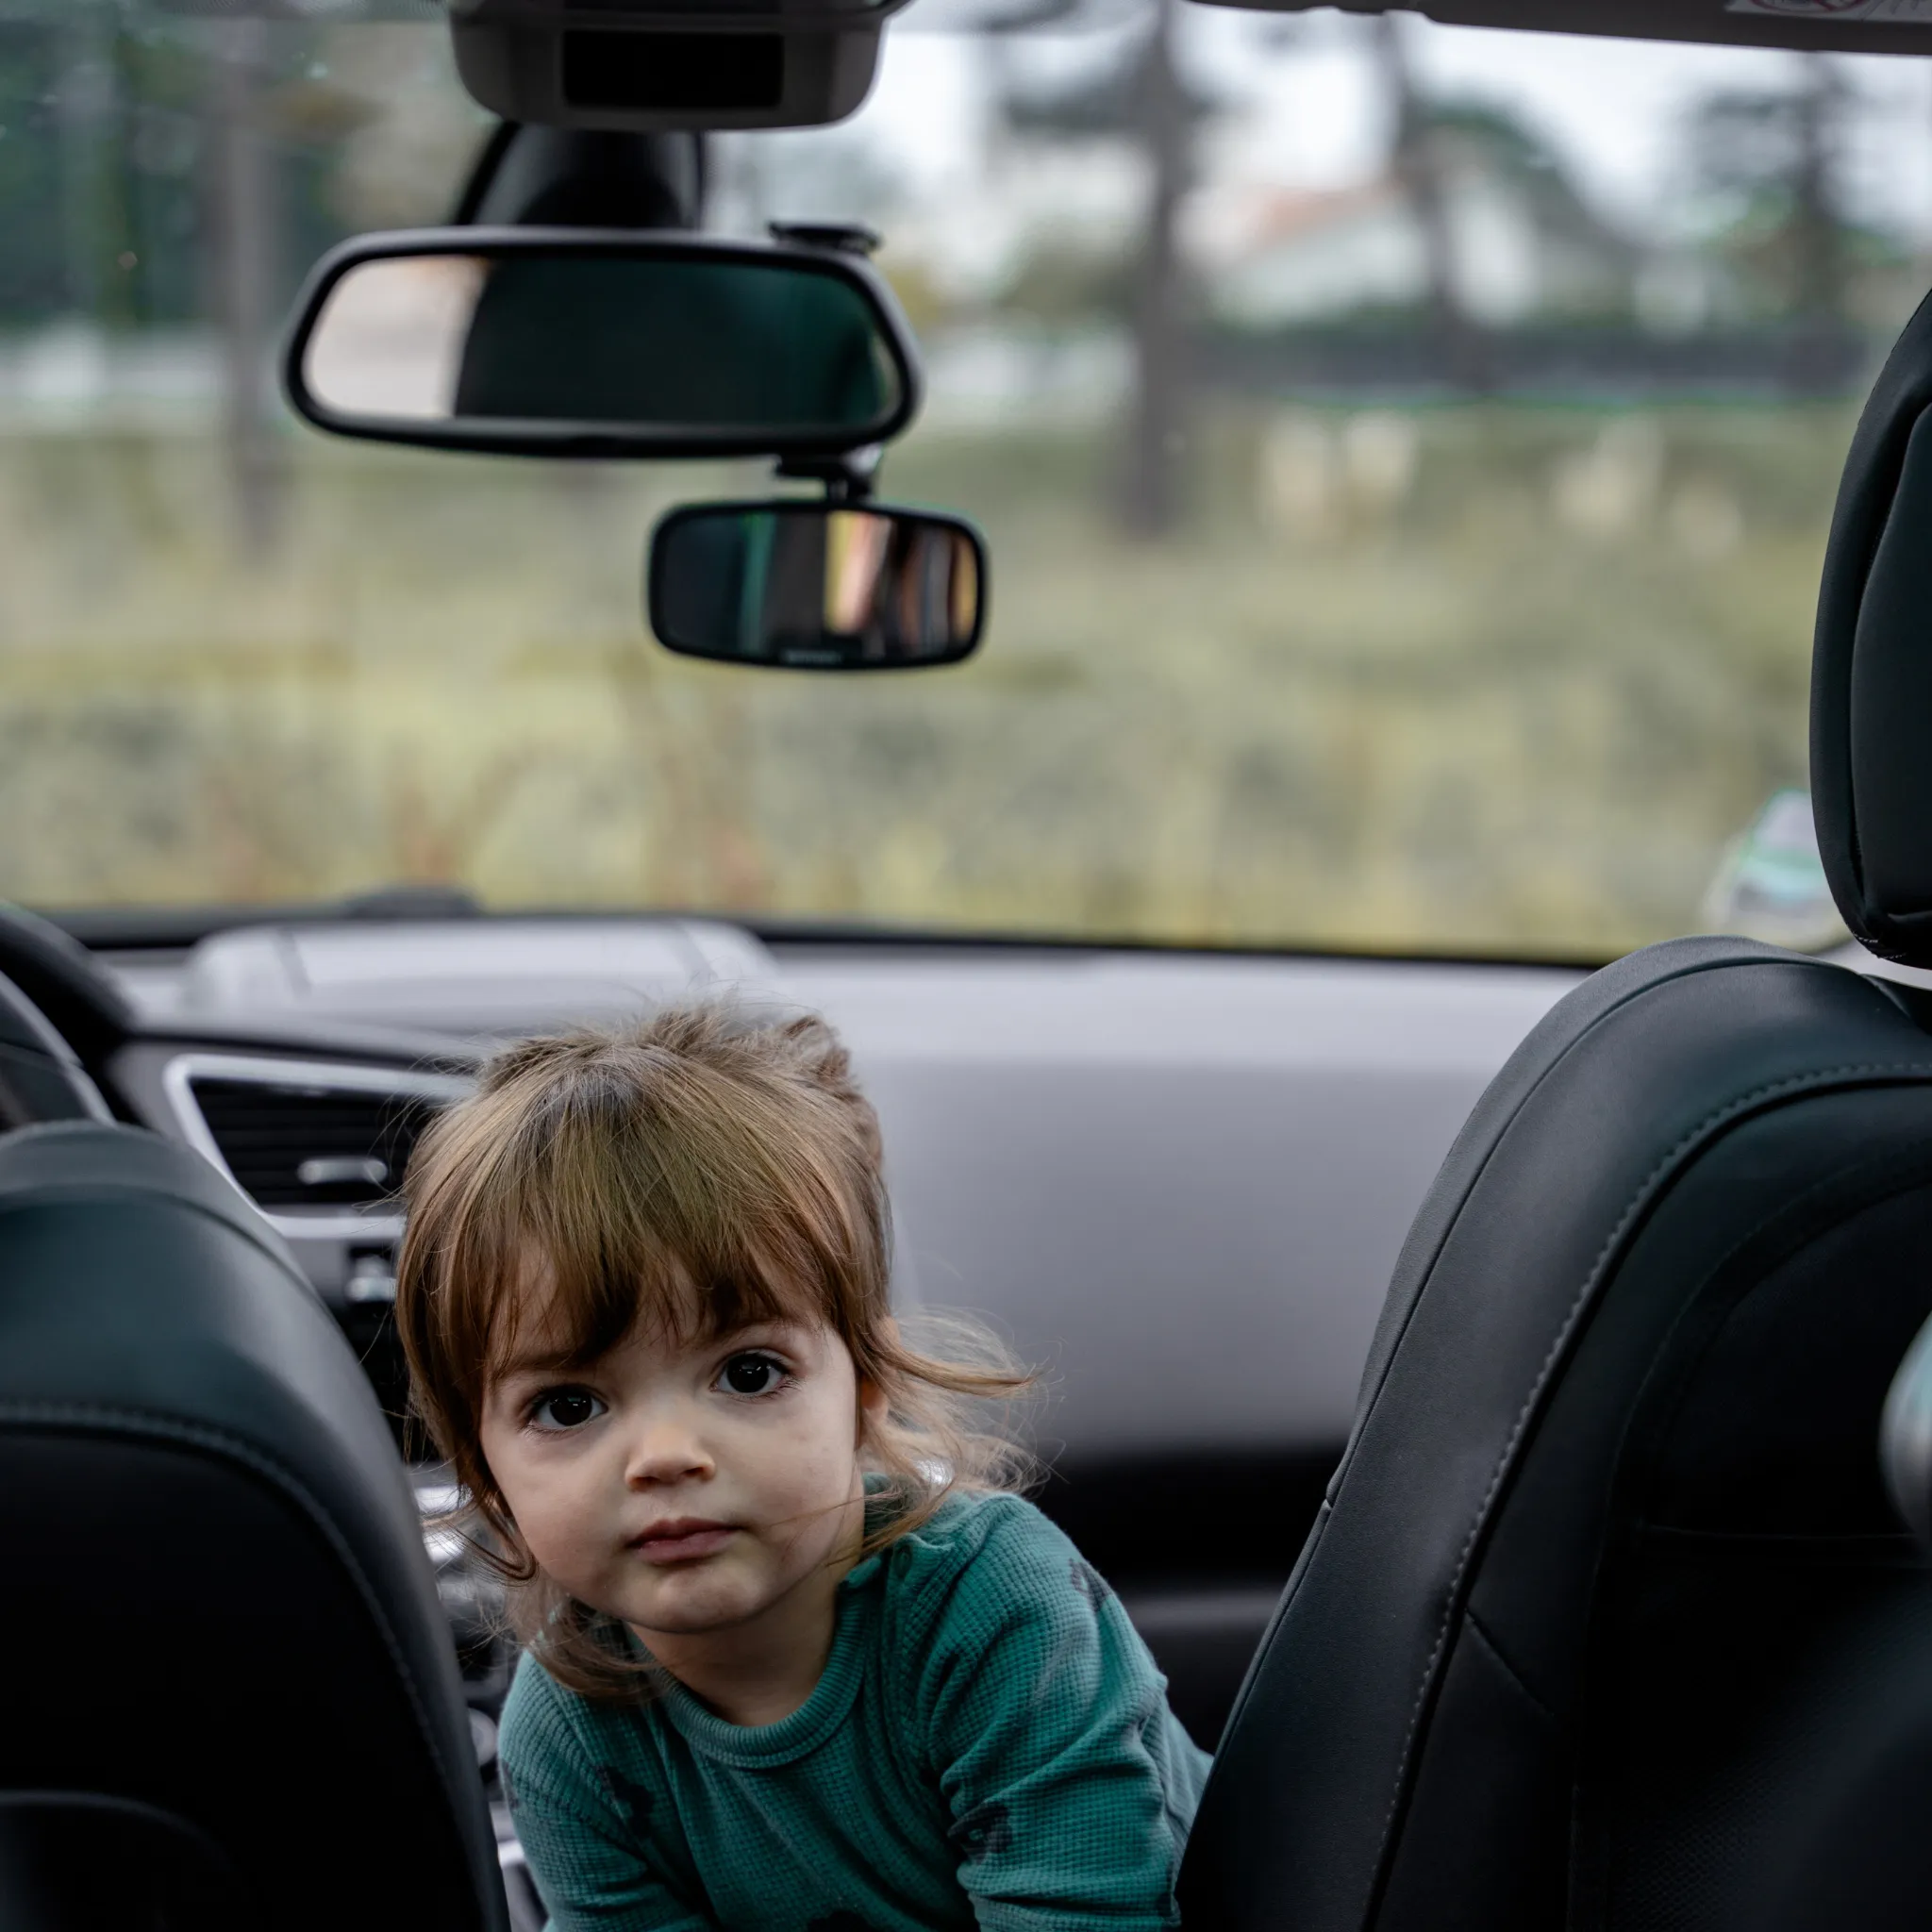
[295,245,907,445]
[650,503,986,670]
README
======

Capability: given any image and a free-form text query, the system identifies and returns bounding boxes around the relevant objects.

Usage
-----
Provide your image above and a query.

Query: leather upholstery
[0,970,109,1127]
[0,1123,507,1931]
[1728,1304,1932,1932]
[1179,937,1932,1930]
[1812,284,1932,963]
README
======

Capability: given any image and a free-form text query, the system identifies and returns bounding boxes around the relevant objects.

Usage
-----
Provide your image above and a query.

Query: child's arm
[915,1503,1212,1932]
[500,1673,719,1931]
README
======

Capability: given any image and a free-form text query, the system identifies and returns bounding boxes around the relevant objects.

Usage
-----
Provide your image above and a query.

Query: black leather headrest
[1813,287,1932,965]
[0,1124,506,1930]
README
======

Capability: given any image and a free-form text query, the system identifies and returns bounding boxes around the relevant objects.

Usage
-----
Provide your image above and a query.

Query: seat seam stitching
[1215,953,1843,1764]
[1348,947,1797,1431]
[1364,1055,1932,1914]
[1462,1607,1558,1727]
[0,1401,468,1810]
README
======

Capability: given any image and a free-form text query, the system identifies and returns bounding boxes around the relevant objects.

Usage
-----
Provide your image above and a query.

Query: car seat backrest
[0,1123,507,1932]
[1179,288,1932,1932]
[1719,1305,1932,1932]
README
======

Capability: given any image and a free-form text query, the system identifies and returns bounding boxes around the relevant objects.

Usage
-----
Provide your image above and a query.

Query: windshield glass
[2,7,1922,956]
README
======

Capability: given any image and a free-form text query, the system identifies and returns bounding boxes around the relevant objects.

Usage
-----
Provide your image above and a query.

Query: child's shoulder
[885,1483,1063,1566]
[499,1639,641,1776]
[874,1487,1109,1635]
[871,1491,1156,1751]
[500,1641,586,1757]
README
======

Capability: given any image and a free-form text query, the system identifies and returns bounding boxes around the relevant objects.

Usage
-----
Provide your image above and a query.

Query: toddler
[396,1002,1209,1932]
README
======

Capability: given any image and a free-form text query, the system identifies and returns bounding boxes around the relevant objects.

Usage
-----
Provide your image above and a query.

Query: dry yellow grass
[0,399,1844,955]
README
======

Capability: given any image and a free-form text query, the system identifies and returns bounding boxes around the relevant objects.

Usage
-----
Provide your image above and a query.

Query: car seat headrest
[1813,287,1932,966]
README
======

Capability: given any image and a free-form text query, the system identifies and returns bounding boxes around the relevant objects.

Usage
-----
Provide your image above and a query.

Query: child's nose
[623,1413,714,1487]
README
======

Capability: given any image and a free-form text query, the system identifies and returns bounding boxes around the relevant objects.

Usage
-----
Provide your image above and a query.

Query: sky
[835,6,1932,243]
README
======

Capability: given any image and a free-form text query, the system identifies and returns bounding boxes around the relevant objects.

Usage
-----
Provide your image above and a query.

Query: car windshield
[1,5,1919,957]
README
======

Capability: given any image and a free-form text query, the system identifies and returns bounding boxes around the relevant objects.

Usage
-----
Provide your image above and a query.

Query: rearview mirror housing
[282,229,922,461]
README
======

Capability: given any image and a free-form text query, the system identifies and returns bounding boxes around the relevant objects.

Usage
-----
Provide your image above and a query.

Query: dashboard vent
[185,1074,451,1210]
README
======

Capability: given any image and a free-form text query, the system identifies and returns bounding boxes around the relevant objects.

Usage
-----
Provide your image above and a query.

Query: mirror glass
[294,245,907,447]
[650,503,986,670]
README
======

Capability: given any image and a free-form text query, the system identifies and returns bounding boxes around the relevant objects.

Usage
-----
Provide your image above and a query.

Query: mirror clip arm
[775,446,882,505]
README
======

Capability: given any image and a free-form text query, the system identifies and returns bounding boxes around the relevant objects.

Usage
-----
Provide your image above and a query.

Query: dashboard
[31,908,1589,1743]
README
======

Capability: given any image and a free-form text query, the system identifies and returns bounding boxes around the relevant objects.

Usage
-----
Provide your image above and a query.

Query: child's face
[479,1304,880,1646]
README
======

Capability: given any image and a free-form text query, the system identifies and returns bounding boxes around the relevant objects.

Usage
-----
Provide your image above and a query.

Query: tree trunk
[1787,55,1848,397]
[58,8,113,325]
[1371,12,1490,395]
[1120,0,1189,540]
[205,20,281,559]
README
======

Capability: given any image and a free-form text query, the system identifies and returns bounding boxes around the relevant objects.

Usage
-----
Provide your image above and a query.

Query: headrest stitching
[1362,1052,1932,1916]
[0,1401,467,1819]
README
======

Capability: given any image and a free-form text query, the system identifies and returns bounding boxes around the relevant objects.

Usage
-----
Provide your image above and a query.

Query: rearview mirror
[283,230,920,459]
[648,502,987,671]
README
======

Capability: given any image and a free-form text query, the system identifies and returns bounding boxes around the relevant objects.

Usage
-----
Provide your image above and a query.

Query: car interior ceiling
[11,1,1932,1928]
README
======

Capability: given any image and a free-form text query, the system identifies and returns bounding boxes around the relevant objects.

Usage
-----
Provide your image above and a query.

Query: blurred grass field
[0,397,1847,957]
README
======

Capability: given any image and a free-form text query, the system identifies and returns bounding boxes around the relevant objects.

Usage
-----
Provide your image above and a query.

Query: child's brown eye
[529,1389,604,1431]
[718,1353,786,1397]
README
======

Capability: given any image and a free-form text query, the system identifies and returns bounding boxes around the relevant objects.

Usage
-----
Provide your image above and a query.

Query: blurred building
[1191,107,1638,332]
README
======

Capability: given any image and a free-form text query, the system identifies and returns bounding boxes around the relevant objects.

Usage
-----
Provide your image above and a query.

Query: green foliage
[0,19,362,330]
[0,26,64,321]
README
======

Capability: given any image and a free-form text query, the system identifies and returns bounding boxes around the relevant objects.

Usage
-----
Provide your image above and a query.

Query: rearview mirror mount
[447,0,909,134]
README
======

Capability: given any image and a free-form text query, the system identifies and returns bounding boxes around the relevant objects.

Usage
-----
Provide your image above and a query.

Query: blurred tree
[0,14,409,552]
[1429,101,1629,291]
[58,8,113,325]
[1370,10,1491,393]
[0,16,349,334]
[0,26,64,320]
[121,28,214,328]
[993,5,1225,537]
[1687,56,1862,393]
[1124,0,1189,536]
[204,18,281,556]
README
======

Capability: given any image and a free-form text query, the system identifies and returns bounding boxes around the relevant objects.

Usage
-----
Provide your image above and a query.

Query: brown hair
[394,999,1034,1700]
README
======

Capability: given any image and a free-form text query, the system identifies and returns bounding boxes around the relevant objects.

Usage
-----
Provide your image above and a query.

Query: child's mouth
[628,1519,737,1563]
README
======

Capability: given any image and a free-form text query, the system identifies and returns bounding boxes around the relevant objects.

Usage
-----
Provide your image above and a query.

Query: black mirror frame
[646,497,990,672]
[281,226,924,460]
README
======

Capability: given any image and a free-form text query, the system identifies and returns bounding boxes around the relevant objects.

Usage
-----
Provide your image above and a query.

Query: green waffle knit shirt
[498,1489,1212,1932]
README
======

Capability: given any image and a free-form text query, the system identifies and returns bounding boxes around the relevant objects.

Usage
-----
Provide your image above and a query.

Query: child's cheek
[753,1428,859,1556]
[507,1466,603,1591]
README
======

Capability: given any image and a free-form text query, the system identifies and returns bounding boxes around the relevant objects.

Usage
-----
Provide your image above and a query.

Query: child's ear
[855,1316,899,1442]
[857,1374,890,1443]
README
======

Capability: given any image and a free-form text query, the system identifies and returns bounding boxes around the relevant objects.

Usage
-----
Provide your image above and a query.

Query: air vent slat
[188,1076,447,1208]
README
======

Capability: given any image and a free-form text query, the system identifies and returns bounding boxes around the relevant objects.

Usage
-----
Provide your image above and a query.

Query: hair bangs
[464,1051,866,1383]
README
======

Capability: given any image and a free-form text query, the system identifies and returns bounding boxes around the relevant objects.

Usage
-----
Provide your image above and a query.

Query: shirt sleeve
[499,1658,718,1932]
[910,1502,1212,1932]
